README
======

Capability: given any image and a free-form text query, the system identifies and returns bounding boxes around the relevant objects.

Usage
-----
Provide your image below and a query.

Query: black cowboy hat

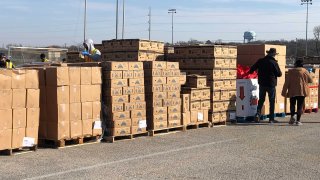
[266,48,279,55]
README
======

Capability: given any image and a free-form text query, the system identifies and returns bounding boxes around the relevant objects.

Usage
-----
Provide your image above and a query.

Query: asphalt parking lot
[1,113,320,180]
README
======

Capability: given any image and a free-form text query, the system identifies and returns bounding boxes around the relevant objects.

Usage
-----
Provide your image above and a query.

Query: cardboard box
[26,108,40,128]
[168,105,180,114]
[151,114,167,122]
[131,126,147,134]
[69,67,81,85]
[82,102,93,120]
[129,78,144,86]
[124,103,135,111]
[186,75,207,88]
[105,79,128,88]
[80,85,93,102]
[201,100,210,110]
[46,86,69,105]
[108,95,129,104]
[25,69,39,89]
[70,120,82,138]
[69,85,81,103]
[190,101,201,111]
[201,88,211,100]
[132,117,147,127]
[0,89,12,109]
[0,109,12,130]
[108,111,130,120]
[180,72,187,85]
[167,77,180,85]
[11,128,25,148]
[143,61,166,69]
[166,62,179,70]
[110,103,124,112]
[82,119,93,136]
[103,70,123,79]
[167,91,180,99]
[107,119,131,128]
[133,70,144,78]
[212,91,221,101]
[26,89,40,108]
[208,80,223,91]
[130,94,145,102]
[47,104,70,123]
[122,87,134,95]
[25,127,39,144]
[134,86,145,94]
[46,67,69,86]
[145,85,163,93]
[12,108,26,129]
[0,69,12,89]
[152,121,167,129]
[0,129,12,150]
[92,85,101,102]
[148,107,167,115]
[92,120,102,136]
[168,113,181,121]
[168,120,181,127]
[147,99,162,107]
[103,61,129,71]
[135,102,146,110]
[106,87,123,96]
[12,69,26,89]
[70,103,82,121]
[91,67,102,84]
[123,70,134,79]
[162,99,172,107]
[80,67,92,85]
[181,94,190,113]
[107,127,131,136]
[129,62,143,70]
[12,89,26,108]
[92,101,101,120]
[182,112,191,125]
[171,98,181,106]
[146,77,166,85]
[209,112,220,123]
[131,110,146,118]
[145,69,162,77]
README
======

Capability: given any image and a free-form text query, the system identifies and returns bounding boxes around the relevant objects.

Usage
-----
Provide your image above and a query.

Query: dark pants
[290,96,305,122]
[257,86,276,120]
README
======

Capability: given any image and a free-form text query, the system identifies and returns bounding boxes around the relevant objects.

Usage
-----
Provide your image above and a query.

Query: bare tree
[314,25,320,56]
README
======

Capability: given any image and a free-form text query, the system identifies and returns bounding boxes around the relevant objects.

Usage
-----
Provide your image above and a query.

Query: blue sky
[1,0,320,47]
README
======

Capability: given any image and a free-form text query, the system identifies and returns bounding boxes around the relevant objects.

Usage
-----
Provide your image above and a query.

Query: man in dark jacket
[249,48,282,124]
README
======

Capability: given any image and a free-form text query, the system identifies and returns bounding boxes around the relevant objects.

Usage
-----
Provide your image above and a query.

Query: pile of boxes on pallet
[101,61,147,136]
[144,61,182,130]
[181,75,210,125]
[39,65,102,142]
[237,44,287,116]
[169,45,237,124]
[0,69,40,151]
[303,68,319,111]
[101,39,164,61]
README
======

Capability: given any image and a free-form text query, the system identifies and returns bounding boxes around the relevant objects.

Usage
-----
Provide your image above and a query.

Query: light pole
[122,0,125,39]
[301,0,312,56]
[116,0,119,39]
[168,9,176,45]
[84,0,87,41]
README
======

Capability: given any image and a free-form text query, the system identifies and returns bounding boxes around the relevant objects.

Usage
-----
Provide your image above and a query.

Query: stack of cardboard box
[143,61,182,130]
[0,69,40,151]
[237,44,287,115]
[39,65,102,142]
[102,61,147,136]
[169,45,237,123]
[66,52,84,63]
[101,39,164,61]
[305,68,319,111]
[181,75,210,125]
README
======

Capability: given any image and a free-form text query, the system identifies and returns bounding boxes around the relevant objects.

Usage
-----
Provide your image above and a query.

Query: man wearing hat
[249,48,282,124]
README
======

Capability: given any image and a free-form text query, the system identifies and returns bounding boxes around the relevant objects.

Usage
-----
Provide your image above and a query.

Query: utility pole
[122,0,125,39]
[148,7,151,40]
[301,0,312,56]
[168,9,176,45]
[84,0,87,41]
[116,0,119,39]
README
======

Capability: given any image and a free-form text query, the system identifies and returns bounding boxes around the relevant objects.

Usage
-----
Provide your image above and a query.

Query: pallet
[149,125,185,136]
[184,122,211,130]
[103,131,149,143]
[235,112,287,123]
[39,135,101,148]
[212,121,227,127]
[0,145,37,156]
[304,108,318,113]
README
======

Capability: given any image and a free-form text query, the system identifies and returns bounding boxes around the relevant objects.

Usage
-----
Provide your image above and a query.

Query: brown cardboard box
[124,103,135,111]
[0,109,12,130]
[135,101,146,110]
[12,108,26,129]
[131,126,147,134]
[12,128,25,148]
[134,86,145,94]
[212,91,221,101]
[123,70,134,79]
[12,89,26,108]
[182,112,191,125]
[25,127,39,144]
[69,67,81,85]
[0,69,12,89]
[168,113,181,121]
[107,127,131,136]
[133,70,144,78]
[211,102,223,112]
[91,67,102,84]
[92,101,101,120]
[107,95,129,104]
[201,100,210,110]
[162,70,172,77]
[148,107,167,115]
[166,62,179,69]
[201,88,211,100]
[180,72,187,85]
[129,62,143,70]
[166,77,180,85]
[70,85,81,103]
[151,114,167,122]
[92,120,103,136]
[186,75,207,88]
[47,104,70,123]
[144,69,162,77]
[122,87,134,95]
[108,119,131,128]
[46,86,69,105]
[81,67,92,85]
[146,77,166,85]
[110,103,124,112]
[209,112,220,123]
[190,101,201,111]
[82,102,93,120]
[167,91,180,99]
[129,78,144,86]
[103,70,123,79]
[108,111,130,120]
[82,119,93,136]
[162,99,172,107]
[26,89,40,108]
[145,85,163,93]
[131,110,146,118]
[26,108,40,128]
[151,92,167,100]
[168,120,181,127]
[171,98,181,106]
[0,129,12,150]
[80,85,93,102]
[25,69,39,89]
[70,120,82,138]
[129,94,145,102]
[143,61,166,69]
[0,89,12,109]
[132,117,147,127]
[152,121,167,129]
[92,85,101,102]
[168,105,180,114]
[12,69,26,89]
[107,87,123,96]
[181,94,190,113]
[46,67,69,86]
[70,103,81,121]
[103,61,129,71]
[105,79,128,88]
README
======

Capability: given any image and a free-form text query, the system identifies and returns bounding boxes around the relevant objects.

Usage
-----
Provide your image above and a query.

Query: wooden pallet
[212,121,227,127]
[39,135,101,148]
[149,125,185,136]
[103,131,149,143]
[184,122,211,130]
[0,145,37,156]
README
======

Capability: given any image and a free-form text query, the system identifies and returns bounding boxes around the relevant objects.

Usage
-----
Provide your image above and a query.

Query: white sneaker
[289,117,296,125]
[296,121,303,126]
